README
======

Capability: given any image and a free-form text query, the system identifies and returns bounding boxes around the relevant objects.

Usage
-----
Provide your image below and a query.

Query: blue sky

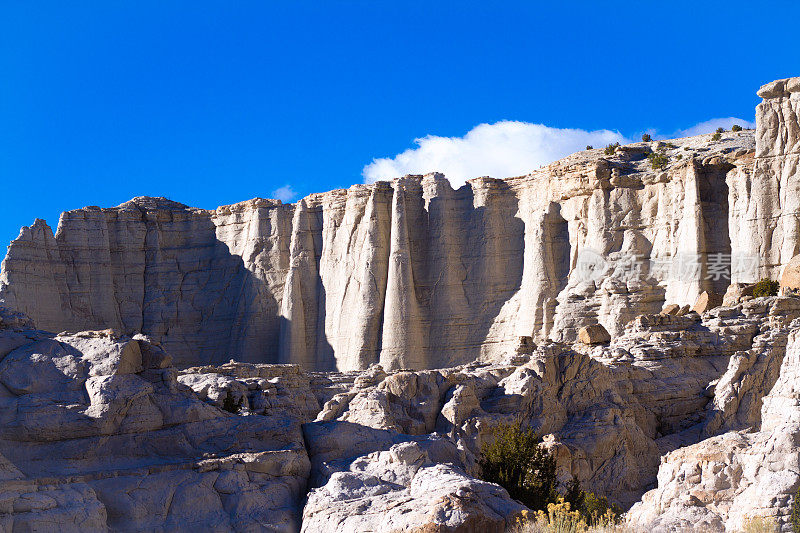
[1,1,798,250]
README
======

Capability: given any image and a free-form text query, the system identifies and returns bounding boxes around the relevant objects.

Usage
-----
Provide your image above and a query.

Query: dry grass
[740,515,779,533]
[508,510,781,533]
[508,503,631,533]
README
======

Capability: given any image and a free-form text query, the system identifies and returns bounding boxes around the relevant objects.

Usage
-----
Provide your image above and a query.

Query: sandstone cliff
[8,77,800,371]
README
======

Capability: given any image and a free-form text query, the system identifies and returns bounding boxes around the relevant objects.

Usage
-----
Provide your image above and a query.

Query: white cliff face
[0,77,797,374]
[0,144,757,372]
[730,77,800,281]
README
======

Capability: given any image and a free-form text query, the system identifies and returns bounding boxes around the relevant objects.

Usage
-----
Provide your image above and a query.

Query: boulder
[578,324,611,345]
[300,437,525,533]
[692,291,723,314]
[676,304,691,316]
[722,282,755,306]
[660,304,680,315]
[780,254,800,291]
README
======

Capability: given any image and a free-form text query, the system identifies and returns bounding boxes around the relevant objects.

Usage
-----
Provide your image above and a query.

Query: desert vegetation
[753,278,780,297]
[480,423,621,529]
[647,151,668,170]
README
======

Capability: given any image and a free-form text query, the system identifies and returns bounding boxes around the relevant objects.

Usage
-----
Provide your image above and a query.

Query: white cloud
[271,184,298,203]
[673,117,755,138]
[362,120,629,186]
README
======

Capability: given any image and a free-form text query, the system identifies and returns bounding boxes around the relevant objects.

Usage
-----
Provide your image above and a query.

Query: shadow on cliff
[417,181,526,367]
[698,161,733,295]
[134,213,287,367]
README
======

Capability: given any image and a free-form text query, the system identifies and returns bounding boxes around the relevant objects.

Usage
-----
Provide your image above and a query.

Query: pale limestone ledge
[756,76,800,99]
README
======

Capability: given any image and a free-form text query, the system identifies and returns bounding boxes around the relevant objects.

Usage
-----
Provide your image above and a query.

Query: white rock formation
[628,318,800,531]
[730,77,800,280]
[2,291,800,530]
[0,308,311,532]
[1,76,800,530]
[300,423,526,532]
[0,308,531,532]
[0,127,771,371]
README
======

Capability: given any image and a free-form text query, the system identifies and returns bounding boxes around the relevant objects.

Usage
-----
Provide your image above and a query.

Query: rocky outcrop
[300,423,526,532]
[297,295,800,510]
[0,134,763,371]
[0,308,533,532]
[729,76,800,283]
[3,289,800,531]
[628,319,800,531]
[0,308,312,532]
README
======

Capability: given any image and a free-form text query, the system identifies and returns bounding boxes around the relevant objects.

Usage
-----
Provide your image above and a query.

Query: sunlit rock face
[728,77,800,282]
[1,79,798,371]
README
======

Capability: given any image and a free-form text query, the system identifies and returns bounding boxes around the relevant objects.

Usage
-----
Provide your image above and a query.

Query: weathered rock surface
[2,289,800,530]
[301,295,800,509]
[0,129,766,371]
[2,76,800,531]
[0,309,312,532]
[730,76,800,284]
[0,309,533,532]
[629,319,800,531]
[781,254,800,291]
[300,424,526,532]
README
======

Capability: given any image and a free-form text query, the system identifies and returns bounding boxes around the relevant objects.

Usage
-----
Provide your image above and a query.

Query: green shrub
[711,132,722,141]
[586,145,593,150]
[481,424,623,525]
[792,484,800,532]
[222,392,243,413]
[563,477,584,511]
[731,124,743,132]
[716,127,725,133]
[581,492,622,526]
[753,278,779,298]
[480,423,557,511]
[562,477,622,527]
[641,133,652,142]
[648,151,668,170]
[604,143,620,156]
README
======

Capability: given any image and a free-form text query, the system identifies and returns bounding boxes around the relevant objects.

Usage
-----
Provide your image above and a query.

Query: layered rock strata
[628,320,800,531]
[0,309,312,532]
[1,128,778,370]
[3,285,800,530]
[729,77,800,280]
